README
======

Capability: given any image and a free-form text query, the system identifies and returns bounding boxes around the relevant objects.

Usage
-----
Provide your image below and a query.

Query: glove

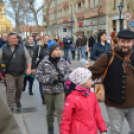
[49,77,58,85]
[58,76,65,83]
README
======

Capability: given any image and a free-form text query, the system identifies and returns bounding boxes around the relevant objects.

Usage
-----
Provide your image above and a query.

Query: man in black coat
[88,33,96,57]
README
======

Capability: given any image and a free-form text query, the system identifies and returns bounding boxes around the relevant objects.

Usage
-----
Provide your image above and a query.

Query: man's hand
[89,47,92,50]
[68,40,70,43]
[31,69,36,74]
[79,46,81,48]
[26,68,31,76]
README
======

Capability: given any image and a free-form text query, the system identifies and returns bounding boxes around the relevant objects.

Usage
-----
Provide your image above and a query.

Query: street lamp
[118,3,123,31]
[70,16,73,42]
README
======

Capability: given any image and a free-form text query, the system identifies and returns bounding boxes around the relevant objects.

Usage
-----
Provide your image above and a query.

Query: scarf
[122,50,133,74]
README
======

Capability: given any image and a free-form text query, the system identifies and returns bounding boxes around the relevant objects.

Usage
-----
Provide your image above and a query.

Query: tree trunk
[44,0,55,38]
[70,0,78,44]
[16,19,20,35]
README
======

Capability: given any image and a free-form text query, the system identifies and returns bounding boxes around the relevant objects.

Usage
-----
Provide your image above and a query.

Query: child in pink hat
[60,68,107,134]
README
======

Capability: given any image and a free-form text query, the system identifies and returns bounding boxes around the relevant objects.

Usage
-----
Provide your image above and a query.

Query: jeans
[71,51,75,60]
[39,82,44,97]
[77,48,81,60]
[24,76,34,92]
[64,49,70,62]
[81,45,87,59]
[107,106,134,134]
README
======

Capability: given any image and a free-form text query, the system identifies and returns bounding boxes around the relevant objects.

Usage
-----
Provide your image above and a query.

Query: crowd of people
[0,29,134,134]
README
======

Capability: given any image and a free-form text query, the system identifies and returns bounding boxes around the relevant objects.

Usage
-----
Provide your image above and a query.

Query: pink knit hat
[69,68,92,86]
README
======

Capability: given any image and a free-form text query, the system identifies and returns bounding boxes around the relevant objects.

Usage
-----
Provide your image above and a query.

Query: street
[0,58,131,134]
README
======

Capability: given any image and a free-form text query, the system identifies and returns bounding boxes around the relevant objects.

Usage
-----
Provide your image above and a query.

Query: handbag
[94,50,115,102]
[0,46,18,74]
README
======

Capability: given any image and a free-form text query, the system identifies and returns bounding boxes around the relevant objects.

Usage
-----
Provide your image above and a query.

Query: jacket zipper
[77,122,80,134]
[88,96,93,134]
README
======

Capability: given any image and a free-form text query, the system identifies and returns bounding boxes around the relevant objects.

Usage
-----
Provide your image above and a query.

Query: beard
[120,47,132,54]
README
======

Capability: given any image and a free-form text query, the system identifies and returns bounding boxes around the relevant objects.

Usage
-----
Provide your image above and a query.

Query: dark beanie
[49,43,60,55]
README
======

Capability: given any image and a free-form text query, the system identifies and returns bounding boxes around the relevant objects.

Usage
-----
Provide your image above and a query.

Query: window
[114,0,117,7]
[94,0,95,7]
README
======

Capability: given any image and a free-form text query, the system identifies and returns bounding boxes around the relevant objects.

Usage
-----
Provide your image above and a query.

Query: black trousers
[71,51,75,60]
[23,76,34,92]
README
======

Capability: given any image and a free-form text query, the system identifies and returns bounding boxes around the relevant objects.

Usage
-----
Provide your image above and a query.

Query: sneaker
[16,102,21,108]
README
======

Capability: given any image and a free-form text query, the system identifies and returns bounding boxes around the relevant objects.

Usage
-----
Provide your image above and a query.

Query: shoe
[42,96,46,105]
[69,62,71,64]
[16,102,21,108]
[48,127,54,134]
[29,91,34,95]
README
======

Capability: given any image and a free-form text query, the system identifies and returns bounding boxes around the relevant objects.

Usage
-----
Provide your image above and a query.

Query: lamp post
[70,16,73,42]
[118,3,123,31]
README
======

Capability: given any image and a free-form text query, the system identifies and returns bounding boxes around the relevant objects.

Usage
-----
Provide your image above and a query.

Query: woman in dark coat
[91,32,112,61]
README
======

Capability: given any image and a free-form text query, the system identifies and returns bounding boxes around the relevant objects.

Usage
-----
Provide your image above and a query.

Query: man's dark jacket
[2,44,25,76]
[63,37,72,49]
[88,36,96,48]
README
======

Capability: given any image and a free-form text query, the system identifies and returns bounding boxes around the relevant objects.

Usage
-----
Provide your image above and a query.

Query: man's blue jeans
[39,82,43,97]
[77,48,81,60]
[81,45,87,59]
[64,49,70,62]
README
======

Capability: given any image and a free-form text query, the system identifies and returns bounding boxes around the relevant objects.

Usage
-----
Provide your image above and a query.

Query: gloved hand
[49,77,58,85]
[58,76,65,83]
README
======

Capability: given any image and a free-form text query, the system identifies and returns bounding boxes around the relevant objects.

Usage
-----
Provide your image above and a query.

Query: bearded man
[89,29,134,134]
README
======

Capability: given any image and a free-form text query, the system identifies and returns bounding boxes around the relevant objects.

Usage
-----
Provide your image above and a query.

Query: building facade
[106,0,128,35]
[0,0,12,36]
[47,0,106,39]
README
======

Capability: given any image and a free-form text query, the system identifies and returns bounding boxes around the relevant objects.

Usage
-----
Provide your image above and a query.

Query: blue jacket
[63,37,72,49]
[0,38,7,49]
[70,44,76,51]
[91,41,111,61]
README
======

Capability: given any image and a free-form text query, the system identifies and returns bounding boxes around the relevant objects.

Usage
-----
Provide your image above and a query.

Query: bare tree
[70,0,80,43]
[44,0,55,38]
[27,0,46,36]
[5,0,26,35]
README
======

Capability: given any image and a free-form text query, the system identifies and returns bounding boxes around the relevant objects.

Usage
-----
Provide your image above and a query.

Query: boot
[29,90,34,95]
[16,102,21,108]
[42,96,46,105]
[48,127,54,134]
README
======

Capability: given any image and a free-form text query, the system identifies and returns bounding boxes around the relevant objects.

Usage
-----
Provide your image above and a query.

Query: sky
[5,0,44,27]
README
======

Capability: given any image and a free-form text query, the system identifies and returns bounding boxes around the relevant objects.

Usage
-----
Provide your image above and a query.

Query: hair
[97,32,106,42]
[77,32,81,37]
[8,33,16,39]
[81,31,84,35]
[54,35,61,45]
[27,36,33,40]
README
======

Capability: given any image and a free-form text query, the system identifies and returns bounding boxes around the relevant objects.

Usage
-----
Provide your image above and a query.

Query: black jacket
[76,38,82,47]
[88,36,96,48]
[103,50,134,104]
[2,44,25,76]
[32,40,49,69]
